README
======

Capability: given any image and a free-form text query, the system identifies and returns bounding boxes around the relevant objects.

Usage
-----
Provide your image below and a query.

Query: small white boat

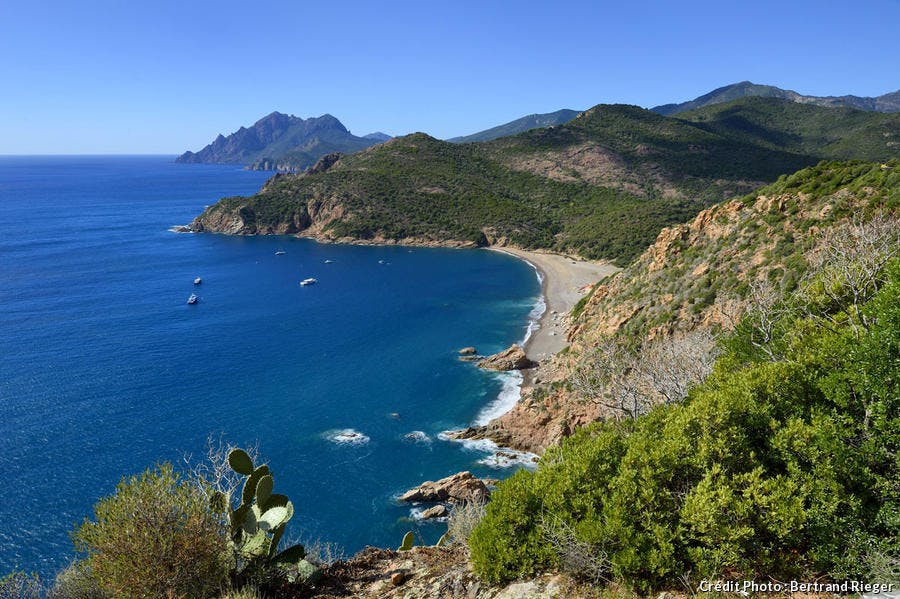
[300,278,317,286]
[275,250,286,255]
[193,277,202,285]
[187,294,199,304]
[324,259,334,264]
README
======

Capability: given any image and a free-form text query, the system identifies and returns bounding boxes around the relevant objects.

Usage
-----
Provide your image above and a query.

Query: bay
[0,156,539,577]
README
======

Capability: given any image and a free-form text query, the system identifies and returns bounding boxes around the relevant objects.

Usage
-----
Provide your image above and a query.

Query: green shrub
[72,463,231,599]
[47,562,106,599]
[469,259,900,589]
[468,470,554,583]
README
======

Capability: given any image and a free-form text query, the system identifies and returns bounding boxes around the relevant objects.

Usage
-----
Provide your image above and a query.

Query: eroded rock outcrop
[477,345,536,371]
[419,505,448,519]
[316,546,595,598]
[399,471,489,505]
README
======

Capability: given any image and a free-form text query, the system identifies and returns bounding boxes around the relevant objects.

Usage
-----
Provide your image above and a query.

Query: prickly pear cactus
[213,448,306,570]
[398,531,414,551]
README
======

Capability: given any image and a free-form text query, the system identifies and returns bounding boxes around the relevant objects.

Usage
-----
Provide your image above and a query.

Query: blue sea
[0,156,540,578]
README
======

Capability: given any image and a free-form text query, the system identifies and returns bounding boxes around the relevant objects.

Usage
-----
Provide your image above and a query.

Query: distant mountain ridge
[362,132,392,141]
[190,97,900,265]
[447,109,582,143]
[176,112,386,172]
[652,81,900,115]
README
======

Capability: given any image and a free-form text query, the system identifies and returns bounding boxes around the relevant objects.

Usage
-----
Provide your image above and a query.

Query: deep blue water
[0,156,539,577]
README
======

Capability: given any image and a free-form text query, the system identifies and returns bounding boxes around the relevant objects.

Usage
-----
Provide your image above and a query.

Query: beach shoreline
[450,247,621,457]
[487,247,620,365]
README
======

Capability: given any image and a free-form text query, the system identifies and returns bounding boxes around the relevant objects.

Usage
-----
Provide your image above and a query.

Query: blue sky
[1,0,898,154]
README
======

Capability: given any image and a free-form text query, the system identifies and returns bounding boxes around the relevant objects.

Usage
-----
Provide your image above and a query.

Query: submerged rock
[477,344,536,371]
[403,431,431,443]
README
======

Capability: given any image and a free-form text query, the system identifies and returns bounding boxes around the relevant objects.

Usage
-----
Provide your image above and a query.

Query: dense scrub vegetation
[469,222,900,590]
[72,464,231,597]
[196,99,900,265]
[680,97,900,161]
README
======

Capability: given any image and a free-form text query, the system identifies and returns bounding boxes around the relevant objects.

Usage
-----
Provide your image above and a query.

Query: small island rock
[477,344,536,371]
[399,471,489,504]
[458,347,477,355]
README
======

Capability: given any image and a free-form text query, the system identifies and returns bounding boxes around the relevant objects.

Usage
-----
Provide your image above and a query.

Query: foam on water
[521,265,545,346]
[325,429,371,445]
[447,436,540,470]
[473,372,523,426]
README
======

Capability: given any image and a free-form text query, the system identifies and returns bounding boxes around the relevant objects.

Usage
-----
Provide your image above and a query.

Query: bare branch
[573,330,719,420]
[802,213,900,334]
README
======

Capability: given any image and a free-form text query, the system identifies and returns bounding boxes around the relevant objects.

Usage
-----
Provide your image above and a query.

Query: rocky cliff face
[458,161,899,453]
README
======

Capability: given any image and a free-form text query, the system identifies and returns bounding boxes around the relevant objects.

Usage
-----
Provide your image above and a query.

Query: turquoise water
[0,156,540,577]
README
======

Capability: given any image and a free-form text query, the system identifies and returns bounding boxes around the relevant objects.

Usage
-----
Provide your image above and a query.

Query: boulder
[477,344,536,371]
[420,505,448,519]
[458,347,478,355]
[399,471,489,504]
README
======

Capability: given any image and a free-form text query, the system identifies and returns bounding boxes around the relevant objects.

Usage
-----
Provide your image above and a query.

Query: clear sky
[1,0,898,154]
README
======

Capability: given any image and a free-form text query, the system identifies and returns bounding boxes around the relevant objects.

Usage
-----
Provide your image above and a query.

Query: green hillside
[192,99,900,265]
[678,97,900,160]
[652,80,900,115]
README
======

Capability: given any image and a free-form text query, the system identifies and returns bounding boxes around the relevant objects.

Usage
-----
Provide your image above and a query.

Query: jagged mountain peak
[176,111,376,170]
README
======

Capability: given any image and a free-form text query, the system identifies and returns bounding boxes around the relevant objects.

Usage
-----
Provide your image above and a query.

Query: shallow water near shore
[0,156,540,577]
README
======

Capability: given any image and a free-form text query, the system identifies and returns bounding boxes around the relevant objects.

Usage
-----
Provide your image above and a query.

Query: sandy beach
[489,247,621,361]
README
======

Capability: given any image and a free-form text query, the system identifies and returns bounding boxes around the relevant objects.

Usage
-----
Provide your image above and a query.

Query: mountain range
[652,80,900,115]
[176,83,899,173]
[189,96,900,265]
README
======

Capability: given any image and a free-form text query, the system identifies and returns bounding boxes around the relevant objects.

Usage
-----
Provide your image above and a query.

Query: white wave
[477,448,540,470]
[521,294,546,346]
[473,371,522,425]
[516,256,546,347]
[442,434,539,470]
[324,428,370,445]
